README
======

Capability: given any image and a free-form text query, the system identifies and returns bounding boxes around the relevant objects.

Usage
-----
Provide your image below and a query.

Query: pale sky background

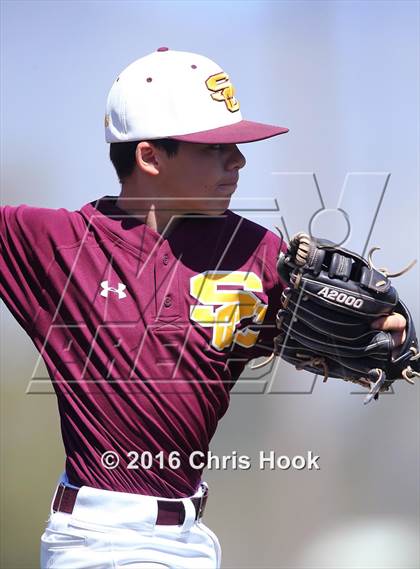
[1,1,419,568]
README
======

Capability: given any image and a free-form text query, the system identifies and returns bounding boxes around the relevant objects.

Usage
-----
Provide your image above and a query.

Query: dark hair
[109,139,180,183]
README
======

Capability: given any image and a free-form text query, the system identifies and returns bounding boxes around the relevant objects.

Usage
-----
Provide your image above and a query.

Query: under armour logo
[100,280,127,299]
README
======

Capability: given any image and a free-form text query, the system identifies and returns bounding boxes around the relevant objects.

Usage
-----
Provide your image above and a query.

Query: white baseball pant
[40,481,221,569]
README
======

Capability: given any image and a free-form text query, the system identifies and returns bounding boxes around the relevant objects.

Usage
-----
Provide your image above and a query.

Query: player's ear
[135,141,161,176]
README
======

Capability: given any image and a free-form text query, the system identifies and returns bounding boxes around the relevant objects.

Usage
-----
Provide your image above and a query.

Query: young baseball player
[0,48,408,568]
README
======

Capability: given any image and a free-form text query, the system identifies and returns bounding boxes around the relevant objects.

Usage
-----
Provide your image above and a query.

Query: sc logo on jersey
[205,72,240,113]
[190,271,267,351]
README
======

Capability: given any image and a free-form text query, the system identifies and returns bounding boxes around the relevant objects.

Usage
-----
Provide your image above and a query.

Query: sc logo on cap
[206,72,240,113]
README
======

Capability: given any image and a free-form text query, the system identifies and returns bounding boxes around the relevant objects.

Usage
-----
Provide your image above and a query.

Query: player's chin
[204,197,232,215]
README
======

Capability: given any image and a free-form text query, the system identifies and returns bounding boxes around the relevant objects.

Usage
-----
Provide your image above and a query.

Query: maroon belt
[52,484,208,525]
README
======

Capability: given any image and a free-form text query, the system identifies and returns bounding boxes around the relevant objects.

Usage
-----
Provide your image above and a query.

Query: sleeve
[0,204,83,334]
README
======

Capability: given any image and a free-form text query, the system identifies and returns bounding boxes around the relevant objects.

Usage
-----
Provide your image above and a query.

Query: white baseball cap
[105,47,289,144]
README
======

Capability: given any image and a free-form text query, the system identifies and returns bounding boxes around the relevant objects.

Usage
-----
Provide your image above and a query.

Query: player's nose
[225,144,246,171]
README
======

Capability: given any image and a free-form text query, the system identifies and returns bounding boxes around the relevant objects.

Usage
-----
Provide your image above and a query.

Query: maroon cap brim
[170,119,289,144]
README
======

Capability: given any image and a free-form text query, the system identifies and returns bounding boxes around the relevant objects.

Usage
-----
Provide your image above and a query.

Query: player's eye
[207,144,223,151]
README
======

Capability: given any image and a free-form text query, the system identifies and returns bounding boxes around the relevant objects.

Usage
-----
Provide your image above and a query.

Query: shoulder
[226,209,287,254]
[0,203,88,247]
[224,210,287,287]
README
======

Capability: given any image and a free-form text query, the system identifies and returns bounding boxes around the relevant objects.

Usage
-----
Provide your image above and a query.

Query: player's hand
[371,312,407,347]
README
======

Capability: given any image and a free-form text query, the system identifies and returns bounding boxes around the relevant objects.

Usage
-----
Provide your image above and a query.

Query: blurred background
[1,1,419,567]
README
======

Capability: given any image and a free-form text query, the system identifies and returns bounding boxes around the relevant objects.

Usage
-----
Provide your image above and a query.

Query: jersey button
[164,296,172,307]
[162,254,169,265]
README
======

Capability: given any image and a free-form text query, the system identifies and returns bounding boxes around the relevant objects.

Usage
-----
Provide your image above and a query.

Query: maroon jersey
[0,197,285,497]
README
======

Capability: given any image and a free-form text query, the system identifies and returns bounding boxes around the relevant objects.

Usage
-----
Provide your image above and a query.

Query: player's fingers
[371,313,407,348]
[371,312,407,332]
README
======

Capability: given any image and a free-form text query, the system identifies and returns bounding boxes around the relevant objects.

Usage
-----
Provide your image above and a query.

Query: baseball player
[0,48,408,568]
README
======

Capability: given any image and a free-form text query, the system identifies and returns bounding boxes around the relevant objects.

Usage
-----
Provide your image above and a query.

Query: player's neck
[116,187,175,235]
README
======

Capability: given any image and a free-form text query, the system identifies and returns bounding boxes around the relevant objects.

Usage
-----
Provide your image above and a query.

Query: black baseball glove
[274,233,420,404]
